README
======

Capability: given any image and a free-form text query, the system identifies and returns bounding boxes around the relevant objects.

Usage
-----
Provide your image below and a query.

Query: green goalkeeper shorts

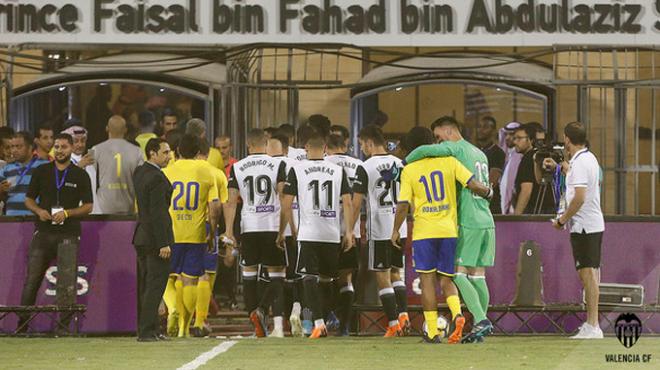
[456,227,495,267]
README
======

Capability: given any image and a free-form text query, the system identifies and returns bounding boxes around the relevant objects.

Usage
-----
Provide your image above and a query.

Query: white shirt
[565,148,605,234]
[287,147,307,161]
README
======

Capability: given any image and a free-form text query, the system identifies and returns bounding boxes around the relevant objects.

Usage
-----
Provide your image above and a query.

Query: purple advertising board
[0,219,137,334]
[1,217,659,334]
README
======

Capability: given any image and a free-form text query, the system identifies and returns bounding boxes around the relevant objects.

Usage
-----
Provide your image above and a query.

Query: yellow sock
[163,277,177,316]
[175,279,186,337]
[423,311,439,338]
[446,295,462,319]
[182,284,198,336]
[195,280,211,328]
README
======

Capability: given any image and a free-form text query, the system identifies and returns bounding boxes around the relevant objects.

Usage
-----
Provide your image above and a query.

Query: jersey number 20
[172,181,200,211]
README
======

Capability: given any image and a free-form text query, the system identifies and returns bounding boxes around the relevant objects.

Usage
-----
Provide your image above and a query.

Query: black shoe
[461,319,493,344]
[190,327,205,338]
[156,334,170,341]
[422,334,442,344]
[137,336,158,342]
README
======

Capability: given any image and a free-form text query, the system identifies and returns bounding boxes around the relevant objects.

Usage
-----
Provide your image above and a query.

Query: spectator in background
[61,125,93,168]
[159,108,178,139]
[264,127,278,139]
[215,136,238,177]
[34,125,54,161]
[307,114,331,138]
[499,122,523,214]
[93,116,144,215]
[135,111,158,158]
[0,132,49,215]
[185,118,224,171]
[370,110,389,128]
[476,116,505,214]
[0,126,15,167]
[85,84,113,147]
[61,125,97,212]
[513,124,555,214]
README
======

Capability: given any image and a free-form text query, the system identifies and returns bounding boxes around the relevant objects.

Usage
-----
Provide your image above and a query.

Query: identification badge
[6,176,17,189]
[51,206,64,225]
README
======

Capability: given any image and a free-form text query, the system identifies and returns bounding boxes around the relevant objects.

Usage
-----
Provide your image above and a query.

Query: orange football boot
[384,323,403,337]
[310,324,328,339]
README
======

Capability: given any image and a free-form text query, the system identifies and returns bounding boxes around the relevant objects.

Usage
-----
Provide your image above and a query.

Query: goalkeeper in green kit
[382,117,495,343]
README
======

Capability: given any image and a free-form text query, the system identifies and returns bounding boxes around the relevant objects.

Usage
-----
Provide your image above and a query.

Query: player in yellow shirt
[191,139,230,337]
[163,134,219,338]
[391,127,491,344]
[185,118,224,171]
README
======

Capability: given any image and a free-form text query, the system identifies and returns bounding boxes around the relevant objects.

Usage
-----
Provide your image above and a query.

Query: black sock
[284,281,295,318]
[269,277,285,318]
[338,284,355,330]
[320,280,336,319]
[243,273,258,313]
[393,283,408,314]
[303,276,323,322]
[379,288,398,323]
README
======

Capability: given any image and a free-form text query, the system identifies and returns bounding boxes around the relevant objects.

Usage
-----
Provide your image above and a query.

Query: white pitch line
[177,340,237,370]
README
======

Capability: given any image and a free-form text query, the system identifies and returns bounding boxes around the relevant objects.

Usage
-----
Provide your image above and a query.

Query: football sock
[242,270,258,313]
[378,287,398,325]
[469,275,490,316]
[392,280,408,315]
[320,278,336,319]
[194,280,211,328]
[182,284,197,336]
[303,276,322,321]
[273,316,284,331]
[269,273,285,318]
[338,284,355,329]
[174,279,185,337]
[423,311,439,338]
[453,273,486,322]
[284,281,294,318]
[291,302,302,317]
[446,295,462,320]
[163,277,177,316]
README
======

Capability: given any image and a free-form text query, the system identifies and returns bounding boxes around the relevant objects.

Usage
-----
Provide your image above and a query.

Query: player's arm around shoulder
[405,141,457,164]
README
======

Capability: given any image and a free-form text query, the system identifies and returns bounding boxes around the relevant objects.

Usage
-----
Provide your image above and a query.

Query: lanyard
[55,165,70,206]
[17,157,38,185]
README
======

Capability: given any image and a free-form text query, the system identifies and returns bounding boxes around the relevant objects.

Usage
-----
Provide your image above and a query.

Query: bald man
[92,115,144,214]
[215,136,238,177]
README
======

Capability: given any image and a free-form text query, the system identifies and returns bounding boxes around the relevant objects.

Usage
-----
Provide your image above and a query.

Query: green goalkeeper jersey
[405,139,495,229]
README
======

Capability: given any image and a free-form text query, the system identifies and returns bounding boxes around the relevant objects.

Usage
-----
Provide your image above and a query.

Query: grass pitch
[1,336,658,370]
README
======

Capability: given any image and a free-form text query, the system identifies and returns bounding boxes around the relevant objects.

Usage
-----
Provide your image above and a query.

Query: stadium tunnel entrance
[8,52,227,147]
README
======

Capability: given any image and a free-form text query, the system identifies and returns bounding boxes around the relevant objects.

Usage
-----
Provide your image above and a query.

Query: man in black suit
[133,138,173,342]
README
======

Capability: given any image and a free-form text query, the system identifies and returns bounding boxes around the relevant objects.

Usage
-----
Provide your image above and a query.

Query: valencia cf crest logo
[615,313,642,348]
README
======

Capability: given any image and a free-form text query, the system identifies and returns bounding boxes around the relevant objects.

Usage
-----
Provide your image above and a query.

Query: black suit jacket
[132,162,174,252]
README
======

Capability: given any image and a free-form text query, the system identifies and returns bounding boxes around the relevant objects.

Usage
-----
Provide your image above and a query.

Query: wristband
[63,210,69,218]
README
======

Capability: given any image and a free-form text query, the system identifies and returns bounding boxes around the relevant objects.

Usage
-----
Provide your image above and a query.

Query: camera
[533,139,565,184]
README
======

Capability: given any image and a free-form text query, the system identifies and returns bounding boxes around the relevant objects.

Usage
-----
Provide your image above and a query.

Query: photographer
[545,122,604,339]
[512,124,555,214]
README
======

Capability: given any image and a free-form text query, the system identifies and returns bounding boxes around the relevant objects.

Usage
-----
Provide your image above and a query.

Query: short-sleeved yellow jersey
[163,159,219,243]
[398,157,474,240]
[201,160,229,203]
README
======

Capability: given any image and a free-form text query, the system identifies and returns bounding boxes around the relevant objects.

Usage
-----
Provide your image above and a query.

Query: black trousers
[19,230,80,328]
[136,245,170,339]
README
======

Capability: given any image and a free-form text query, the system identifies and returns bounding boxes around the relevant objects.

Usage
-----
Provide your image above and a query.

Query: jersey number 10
[172,181,200,211]
[419,171,446,202]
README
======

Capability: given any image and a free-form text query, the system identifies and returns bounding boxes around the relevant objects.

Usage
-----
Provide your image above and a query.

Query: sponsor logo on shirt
[320,210,336,218]
[256,205,275,213]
